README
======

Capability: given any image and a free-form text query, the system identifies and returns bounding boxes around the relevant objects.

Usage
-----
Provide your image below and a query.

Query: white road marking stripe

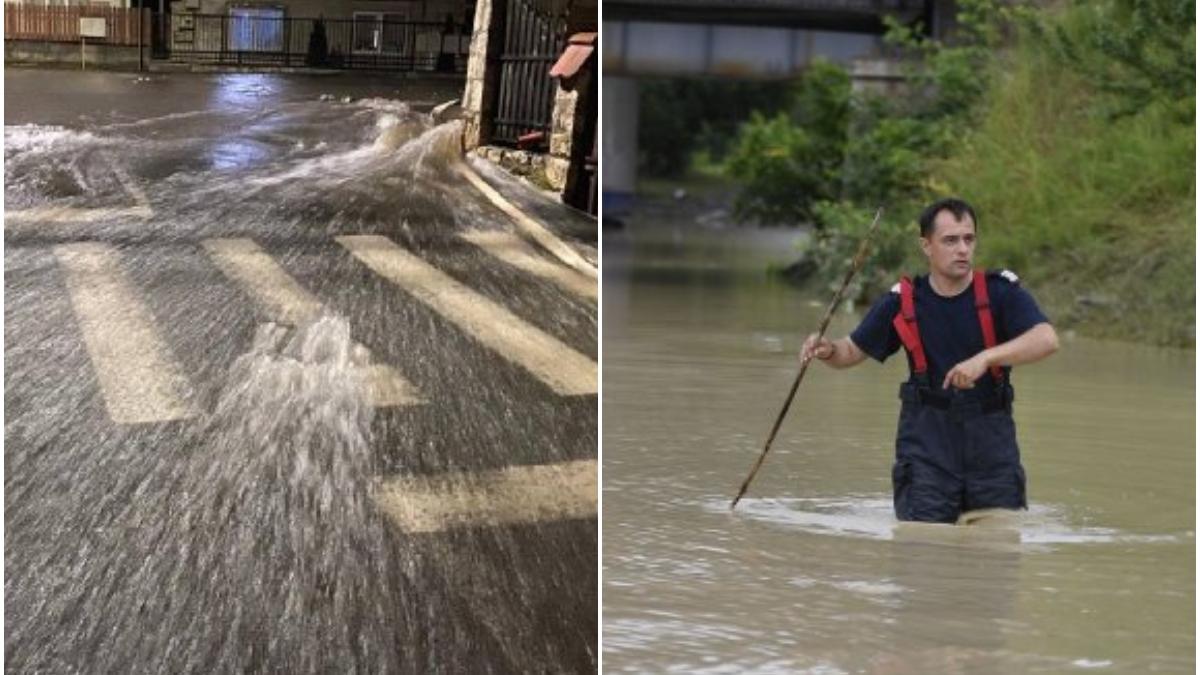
[202,238,323,325]
[6,205,152,225]
[455,163,597,280]
[375,459,597,533]
[459,228,597,300]
[364,363,422,407]
[337,234,597,396]
[53,242,195,424]
[203,237,423,407]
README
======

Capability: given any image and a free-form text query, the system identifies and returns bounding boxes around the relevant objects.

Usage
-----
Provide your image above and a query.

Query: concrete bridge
[602,0,956,216]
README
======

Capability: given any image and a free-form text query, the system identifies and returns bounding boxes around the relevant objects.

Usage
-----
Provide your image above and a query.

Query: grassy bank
[927,3,1195,346]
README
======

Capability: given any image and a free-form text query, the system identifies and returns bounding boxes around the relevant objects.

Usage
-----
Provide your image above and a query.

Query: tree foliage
[637,78,791,177]
[724,60,850,224]
[306,19,329,68]
[1047,0,1194,120]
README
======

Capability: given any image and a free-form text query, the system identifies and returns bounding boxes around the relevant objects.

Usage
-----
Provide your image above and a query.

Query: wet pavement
[5,70,597,673]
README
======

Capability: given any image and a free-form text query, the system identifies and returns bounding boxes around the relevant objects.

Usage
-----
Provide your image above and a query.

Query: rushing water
[6,72,597,673]
[602,219,1194,673]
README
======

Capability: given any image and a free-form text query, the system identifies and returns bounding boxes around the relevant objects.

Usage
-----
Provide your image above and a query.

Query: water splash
[4,123,103,156]
[10,317,414,673]
[718,496,1185,547]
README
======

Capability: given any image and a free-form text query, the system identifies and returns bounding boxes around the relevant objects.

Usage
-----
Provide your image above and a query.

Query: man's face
[920,210,976,281]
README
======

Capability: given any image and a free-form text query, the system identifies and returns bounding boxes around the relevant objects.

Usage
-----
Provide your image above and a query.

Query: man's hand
[801,333,835,364]
[942,352,990,389]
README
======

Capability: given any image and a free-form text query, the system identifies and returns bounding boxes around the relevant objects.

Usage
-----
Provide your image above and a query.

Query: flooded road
[5,70,597,673]
[602,220,1194,673]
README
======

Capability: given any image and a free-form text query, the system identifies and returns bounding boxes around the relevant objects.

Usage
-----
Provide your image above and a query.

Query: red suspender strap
[973,269,1005,382]
[891,277,928,376]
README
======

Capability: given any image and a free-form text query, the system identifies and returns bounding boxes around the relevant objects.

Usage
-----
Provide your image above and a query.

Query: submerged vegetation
[710,0,1195,346]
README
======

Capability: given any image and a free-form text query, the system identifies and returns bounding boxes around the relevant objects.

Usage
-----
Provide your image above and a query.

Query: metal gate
[491,0,567,146]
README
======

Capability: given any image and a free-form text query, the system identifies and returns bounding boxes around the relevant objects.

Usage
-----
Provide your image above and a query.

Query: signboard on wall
[79,17,108,39]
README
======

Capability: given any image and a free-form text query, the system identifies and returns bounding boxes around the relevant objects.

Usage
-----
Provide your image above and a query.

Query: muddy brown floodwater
[602,220,1193,674]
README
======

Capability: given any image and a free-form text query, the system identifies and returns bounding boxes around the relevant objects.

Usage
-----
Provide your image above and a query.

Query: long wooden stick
[730,208,883,510]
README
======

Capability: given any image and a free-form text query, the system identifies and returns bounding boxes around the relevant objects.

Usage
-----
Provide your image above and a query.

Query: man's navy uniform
[849,269,1050,523]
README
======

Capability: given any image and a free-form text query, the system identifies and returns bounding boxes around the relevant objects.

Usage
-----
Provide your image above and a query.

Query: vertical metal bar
[539,8,552,132]
[539,8,553,132]
[495,4,514,142]
[510,1,524,140]
[530,3,541,134]
[536,14,550,135]
[519,4,530,135]
[506,1,522,141]
[545,15,558,132]
[530,9,541,134]
[517,0,531,137]
[507,1,522,141]
[528,3,539,133]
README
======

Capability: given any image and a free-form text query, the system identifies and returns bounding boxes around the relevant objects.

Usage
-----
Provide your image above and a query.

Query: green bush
[725,113,824,224]
[637,79,791,177]
[724,60,851,224]
[1047,0,1194,121]
[931,0,1195,344]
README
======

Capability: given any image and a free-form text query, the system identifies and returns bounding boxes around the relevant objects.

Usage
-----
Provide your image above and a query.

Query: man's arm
[801,335,869,370]
[942,322,1059,389]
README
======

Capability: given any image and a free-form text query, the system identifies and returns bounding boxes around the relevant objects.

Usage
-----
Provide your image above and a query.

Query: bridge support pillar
[601,76,639,217]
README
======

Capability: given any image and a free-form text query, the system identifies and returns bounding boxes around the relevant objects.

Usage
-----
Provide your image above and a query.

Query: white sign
[79,18,107,39]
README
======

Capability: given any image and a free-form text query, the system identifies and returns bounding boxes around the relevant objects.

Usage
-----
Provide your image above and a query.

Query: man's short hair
[918,198,978,238]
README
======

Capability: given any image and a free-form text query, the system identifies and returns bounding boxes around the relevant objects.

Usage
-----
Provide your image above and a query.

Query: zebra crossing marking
[375,459,597,533]
[202,238,323,324]
[6,204,152,225]
[53,242,195,424]
[455,163,597,279]
[202,237,423,407]
[459,229,597,300]
[336,234,597,396]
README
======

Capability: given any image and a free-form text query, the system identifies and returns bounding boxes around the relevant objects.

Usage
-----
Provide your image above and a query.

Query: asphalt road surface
[5,70,597,674]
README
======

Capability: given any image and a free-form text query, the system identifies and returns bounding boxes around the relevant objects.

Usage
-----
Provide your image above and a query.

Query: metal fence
[4,5,150,46]
[167,13,468,72]
[491,0,568,145]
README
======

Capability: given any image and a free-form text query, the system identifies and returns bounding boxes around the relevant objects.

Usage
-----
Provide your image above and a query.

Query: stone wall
[473,145,551,189]
[545,62,592,195]
[461,0,504,150]
[5,40,147,69]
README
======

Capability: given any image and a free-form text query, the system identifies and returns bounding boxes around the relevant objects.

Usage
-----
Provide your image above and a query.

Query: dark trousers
[892,383,1027,524]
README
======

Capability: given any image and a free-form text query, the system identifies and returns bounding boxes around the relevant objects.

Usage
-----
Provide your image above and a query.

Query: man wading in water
[802,198,1059,524]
